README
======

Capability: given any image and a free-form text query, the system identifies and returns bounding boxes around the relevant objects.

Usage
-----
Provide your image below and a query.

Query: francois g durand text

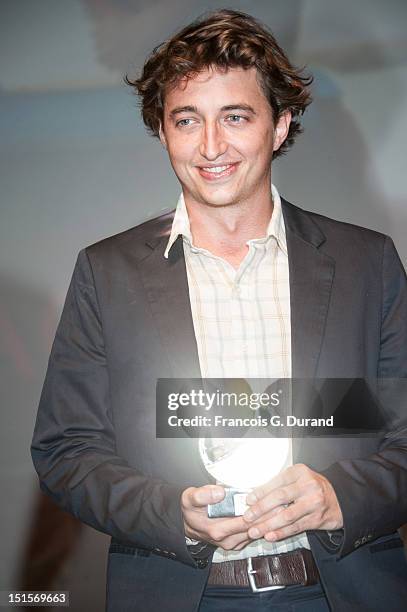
[167,414,334,428]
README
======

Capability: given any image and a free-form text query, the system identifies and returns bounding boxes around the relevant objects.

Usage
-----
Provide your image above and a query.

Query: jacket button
[196,558,209,569]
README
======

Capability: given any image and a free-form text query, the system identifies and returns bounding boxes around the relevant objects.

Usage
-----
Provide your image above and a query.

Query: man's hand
[242,464,343,542]
[181,485,251,551]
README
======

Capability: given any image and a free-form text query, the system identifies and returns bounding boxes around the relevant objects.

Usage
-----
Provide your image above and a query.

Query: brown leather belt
[208,548,319,592]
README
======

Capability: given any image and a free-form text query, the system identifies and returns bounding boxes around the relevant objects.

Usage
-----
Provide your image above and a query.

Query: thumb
[188,485,225,508]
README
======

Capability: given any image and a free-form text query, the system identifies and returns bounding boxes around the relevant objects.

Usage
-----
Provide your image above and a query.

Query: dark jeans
[199,583,330,611]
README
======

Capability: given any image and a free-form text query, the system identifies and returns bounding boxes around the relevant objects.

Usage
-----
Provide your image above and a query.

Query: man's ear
[273,111,292,152]
[158,122,167,148]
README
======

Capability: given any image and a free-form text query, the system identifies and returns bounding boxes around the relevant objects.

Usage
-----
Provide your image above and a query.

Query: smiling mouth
[197,162,240,180]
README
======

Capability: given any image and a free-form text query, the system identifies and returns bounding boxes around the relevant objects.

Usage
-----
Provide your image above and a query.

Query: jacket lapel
[137,232,201,380]
[282,200,335,379]
[282,200,336,461]
[136,226,205,482]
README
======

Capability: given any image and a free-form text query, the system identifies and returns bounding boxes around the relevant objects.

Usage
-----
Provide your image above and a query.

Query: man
[32,9,407,612]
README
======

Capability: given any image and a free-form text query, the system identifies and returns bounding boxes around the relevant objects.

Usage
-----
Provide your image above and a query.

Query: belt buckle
[247,557,286,593]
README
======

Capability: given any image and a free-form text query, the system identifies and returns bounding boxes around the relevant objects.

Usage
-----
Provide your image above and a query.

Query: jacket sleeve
[31,249,200,567]
[321,235,407,557]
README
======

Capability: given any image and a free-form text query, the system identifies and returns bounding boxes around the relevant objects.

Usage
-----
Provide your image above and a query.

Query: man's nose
[199,122,227,160]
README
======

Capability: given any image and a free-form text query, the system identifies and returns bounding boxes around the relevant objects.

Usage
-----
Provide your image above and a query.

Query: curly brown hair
[125,9,313,159]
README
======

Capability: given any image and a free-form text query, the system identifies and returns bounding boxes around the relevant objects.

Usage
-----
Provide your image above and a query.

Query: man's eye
[226,115,247,123]
[176,118,194,127]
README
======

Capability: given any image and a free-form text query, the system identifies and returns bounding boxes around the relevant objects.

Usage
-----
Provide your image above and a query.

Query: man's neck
[183,189,274,269]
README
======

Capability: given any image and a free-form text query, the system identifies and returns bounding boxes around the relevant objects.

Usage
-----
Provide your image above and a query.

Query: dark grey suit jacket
[32,199,407,611]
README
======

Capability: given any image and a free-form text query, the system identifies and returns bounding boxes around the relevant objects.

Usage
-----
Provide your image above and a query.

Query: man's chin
[184,184,244,208]
[195,191,241,208]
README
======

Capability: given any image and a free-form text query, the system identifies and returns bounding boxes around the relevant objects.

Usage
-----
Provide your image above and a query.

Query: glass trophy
[199,437,290,517]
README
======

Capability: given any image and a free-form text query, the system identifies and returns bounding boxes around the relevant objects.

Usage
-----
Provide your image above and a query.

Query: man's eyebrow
[220,104,256,114]
[169,105,198,117]
[168,104,257,118]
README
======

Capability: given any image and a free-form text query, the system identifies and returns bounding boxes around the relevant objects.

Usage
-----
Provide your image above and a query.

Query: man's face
[160,66,290,209]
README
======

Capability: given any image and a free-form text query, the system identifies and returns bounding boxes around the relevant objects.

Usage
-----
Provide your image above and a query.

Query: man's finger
[244,482,302,522]
[186,485,225,508]
[246,464,305,504]
[218,535,251,552]
[247,500,309,539]
[263,517,309,543]
[244,503,285,528]
[205,515,251,540]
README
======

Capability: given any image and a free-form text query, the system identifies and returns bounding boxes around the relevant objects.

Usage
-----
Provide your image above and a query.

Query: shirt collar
[164,192,192,258]
[164,184,287,258]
